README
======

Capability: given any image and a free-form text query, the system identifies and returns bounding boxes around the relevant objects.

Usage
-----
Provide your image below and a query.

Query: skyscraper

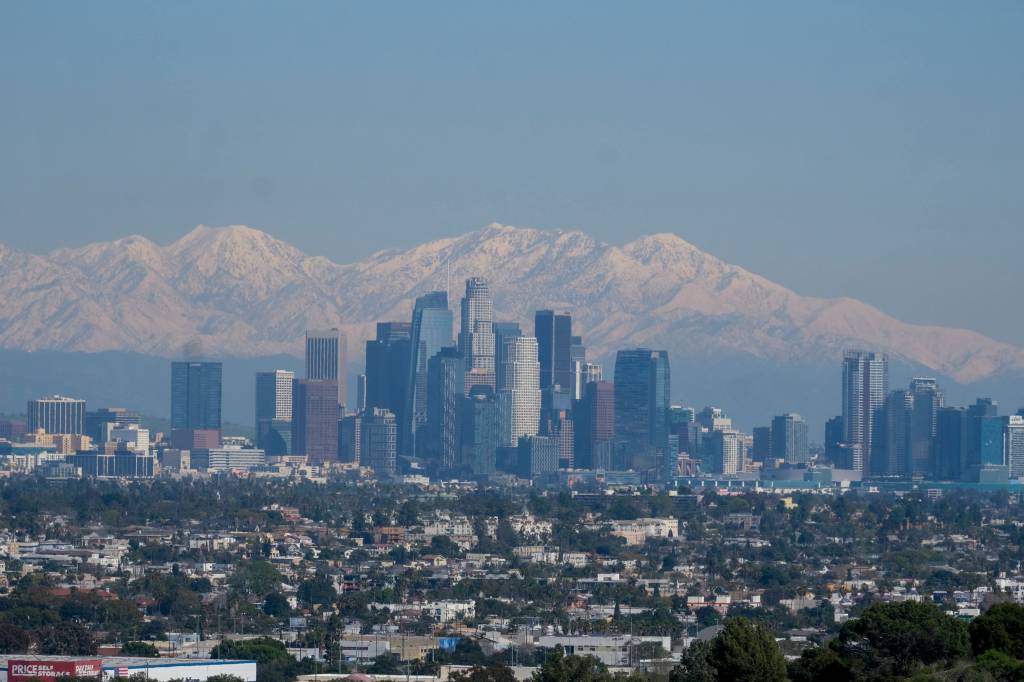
[535,310,573,391]
[935,407,967,481]
[497,335,541,447]
[771,413,809,464]
[1005,415,1024,479]
[708,430,743,475]
[841,350,888,474]
[27,395,85,435]
[878,389,914,477]
[573,361,603,401]
[365,321,412,454]
[493,321,522,390]
[613,349,671,475]
[462,386,498,477]
[406,292,454,456]
[171,361,222,448]
[459,277,496,393]
[339,413,361,464]
[425,347,464,470]
[966,398,1004,481]
[909,378,944,478]
[85,407,140,444]
[292,378,339,464]
[255,370,294,456]
[363,408,397,477]
[574,380,614,470]
[305,328,348,408]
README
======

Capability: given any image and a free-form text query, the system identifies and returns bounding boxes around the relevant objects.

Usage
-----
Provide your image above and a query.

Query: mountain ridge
[0,223,1022,385]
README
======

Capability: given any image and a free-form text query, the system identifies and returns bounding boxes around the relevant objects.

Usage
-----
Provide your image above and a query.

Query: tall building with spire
[841,350,888,474]
[459,277,495,393]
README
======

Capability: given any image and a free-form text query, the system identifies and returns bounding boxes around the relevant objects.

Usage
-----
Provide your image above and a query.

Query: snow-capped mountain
[1,223,1022,385]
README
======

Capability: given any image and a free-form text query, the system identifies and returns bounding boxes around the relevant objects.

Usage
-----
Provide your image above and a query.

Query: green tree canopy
[970,603,1024,659]
[707,618,787,682]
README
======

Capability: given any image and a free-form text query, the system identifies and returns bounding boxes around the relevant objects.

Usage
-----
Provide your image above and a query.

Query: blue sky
[2,1,1022,343]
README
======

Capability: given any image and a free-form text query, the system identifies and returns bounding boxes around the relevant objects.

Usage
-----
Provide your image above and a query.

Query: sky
[2,1,1023,344]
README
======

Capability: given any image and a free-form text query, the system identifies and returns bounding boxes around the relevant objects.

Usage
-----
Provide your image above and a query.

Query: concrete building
[27,396,85,435]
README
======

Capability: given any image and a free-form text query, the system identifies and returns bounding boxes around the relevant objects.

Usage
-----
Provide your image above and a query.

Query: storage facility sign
[8,659,103,681]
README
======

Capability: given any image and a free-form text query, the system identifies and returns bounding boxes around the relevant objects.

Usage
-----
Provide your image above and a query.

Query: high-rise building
[363,408,397,477]
[1005,415,1024,479]
[841,350,888,474]
[707,430,743,475]
[824,416,843,464]
[965,398,1005,481]
[492,321,522,390]
[751,426,772,461]
[573,361,603,401]
[339,413,361,464]
[355,374,367,413]
[497,335,541,447]
[255,370,294,456]
[27,395,86,435]
[171,361,222,446]
[909,378,944,478]
[292,378,339,464]
[697,407,732,432]
[425,347,464,470]
[462,386,498,477]
[517,434,560,479]
[570,336,586,366]
[878,390,914,477]
[459,277,496,393]
[935,407,967,481]
[614,349,671,475]
[771,413,808,464]
[535,310,573,391]
[574,380,614,469]
[541,386,574,468]
[85,407,140,443]
[406,292,454,456]
[365,321,412,455]
[306,328,348,408]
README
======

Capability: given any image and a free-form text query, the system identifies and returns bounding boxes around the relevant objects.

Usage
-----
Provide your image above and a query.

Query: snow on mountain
[0,222,1021,384]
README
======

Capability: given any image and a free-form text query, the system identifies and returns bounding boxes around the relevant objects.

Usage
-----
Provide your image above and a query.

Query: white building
[104,423,150,453]
[498,336,541,447]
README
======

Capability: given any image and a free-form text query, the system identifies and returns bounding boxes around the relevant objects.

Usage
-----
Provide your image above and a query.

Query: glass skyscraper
[255,369,294,456]
[406,291,454,456]
[613,349,671,477]
[841,350,888,475]
[535,310,573,391]
[459,277,496,393]
[305,329,347,408]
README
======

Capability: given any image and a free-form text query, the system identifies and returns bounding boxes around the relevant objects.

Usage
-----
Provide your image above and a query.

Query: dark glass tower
[255,369,294,456]
[535,310,573,391]
[406,292,454,456]
[935,407,967,481]
[171,361,222,446]
[425,347,464,471]
[365,322,412,454]
[613,349,670,477]
[292,378,339,464]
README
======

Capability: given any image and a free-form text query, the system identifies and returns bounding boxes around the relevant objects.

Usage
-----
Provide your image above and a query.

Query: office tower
[459,277,496,393]
[751,426,772,461]
[292,378,339,464]
[85,407,140,443]
[908,378,944,477]
[462,386,498,477]
[535,310,573,390]
[339,413,361,464]
[965,398,1005,481]
[425,347,464,470]
[0,420,26,442]
[255,370,294,456]
[517,435,560,479]
[708,430,743,475]
[573,361,603,401]
[574,380,614,469]
[935,407,967,481]
[105,423,150,453]
[1005,416,1024,479]
[878,390,914,477]
[614,349,671,476]
[497,336,541,447]
[824,416,844,464]
[170,361,222,448]
[842,350,888,474]
[27,395,86,435]
[697,407,732,432]
[771,414,809,465]
[493,321,522,389]
[406,292,454,456]
[541,386,574,468]
[355,374,367,413]
[570,336,586,366]
[365,322,412,455]
[305,328,348,408]
[363,408,397,476]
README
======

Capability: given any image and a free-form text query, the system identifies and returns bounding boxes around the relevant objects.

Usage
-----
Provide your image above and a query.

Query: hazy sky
[2,2,1022,343]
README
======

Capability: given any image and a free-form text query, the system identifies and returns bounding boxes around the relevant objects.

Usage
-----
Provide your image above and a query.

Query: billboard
[8,659,102,682]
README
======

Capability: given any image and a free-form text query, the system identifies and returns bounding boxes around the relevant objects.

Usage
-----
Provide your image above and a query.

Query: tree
[707,618,787,682]
[970,603,1024,659]
[449,664,517,682]
[670,641,715,682]
[36,622,97,655]
[787,647,854,682]
[263,592,291,618]
[532,650,614,682]
[297,572,336,607]
[398,501,419,527]
[0,623,31,654]
[229,561,283,599]
[121,641,160,657]
[833,601,969,678]
[211,637,298,682]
